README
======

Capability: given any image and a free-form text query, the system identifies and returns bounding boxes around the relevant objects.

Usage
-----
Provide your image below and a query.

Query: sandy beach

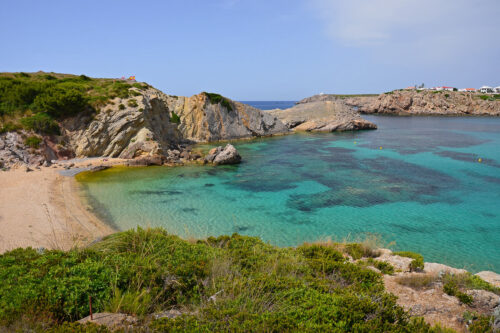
[0,161,117,253]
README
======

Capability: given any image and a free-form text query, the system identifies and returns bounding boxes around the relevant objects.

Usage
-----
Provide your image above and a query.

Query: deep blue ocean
[240,101,296,110]
[77,114,500,273]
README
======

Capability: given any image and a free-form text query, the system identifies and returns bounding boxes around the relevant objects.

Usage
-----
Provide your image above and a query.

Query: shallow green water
[78,115,500,273]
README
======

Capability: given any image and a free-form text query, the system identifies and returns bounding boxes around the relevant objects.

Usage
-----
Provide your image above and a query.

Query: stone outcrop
[62,89,288,161]
[265,100,377,132]
[475,271,500,288]
[204,144,241,165]
[159,93,289,142]
[357,90,500,116]
[0,132,46,169]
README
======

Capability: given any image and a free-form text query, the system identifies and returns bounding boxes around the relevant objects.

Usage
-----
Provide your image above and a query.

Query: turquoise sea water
[78,115,500,273]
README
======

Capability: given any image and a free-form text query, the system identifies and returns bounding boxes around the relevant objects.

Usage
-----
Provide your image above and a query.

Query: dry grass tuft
[395,273,439,290]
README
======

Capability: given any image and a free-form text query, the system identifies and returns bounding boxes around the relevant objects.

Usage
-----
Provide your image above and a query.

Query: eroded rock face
[204,144,241,165]
[62,90,288,160]
[265,100,377,132]
[65,92,181,158]
[359,91,500,116]
[0,132,46,169]
[158,93,289,142]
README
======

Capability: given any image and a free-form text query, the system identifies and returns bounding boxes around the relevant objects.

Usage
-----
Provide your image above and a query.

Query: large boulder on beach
[205,144,241,165]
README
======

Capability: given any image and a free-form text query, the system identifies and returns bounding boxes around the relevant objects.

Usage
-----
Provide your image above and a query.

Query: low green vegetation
[20,112,61,135]
[118,103,125,110]
[127,99,138,107]
[203,92,234,111]
[0,72,147,134]
[443,273,500,295]
[479,94,500,101]
[443,280,473,305]
[24,135,42,148]
[0,228,452,332]
[393,251,424,272]
[170,111,180,124]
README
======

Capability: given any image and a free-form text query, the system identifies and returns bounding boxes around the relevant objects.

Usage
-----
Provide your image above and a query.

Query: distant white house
[433,86,455,91]
[480,86,494,94]
[458,88,477,92]
[495,86,500,93]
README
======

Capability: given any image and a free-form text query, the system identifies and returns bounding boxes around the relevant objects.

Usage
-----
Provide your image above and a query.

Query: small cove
[77,115,500,273]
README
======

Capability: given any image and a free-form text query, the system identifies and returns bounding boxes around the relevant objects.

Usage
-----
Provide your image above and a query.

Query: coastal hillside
[0,72,287,169]
[295,91,500,116]
[1,228,498,332]
[355,91,500,116]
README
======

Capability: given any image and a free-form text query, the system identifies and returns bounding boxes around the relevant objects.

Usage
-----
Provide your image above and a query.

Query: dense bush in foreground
[0,228,460,332]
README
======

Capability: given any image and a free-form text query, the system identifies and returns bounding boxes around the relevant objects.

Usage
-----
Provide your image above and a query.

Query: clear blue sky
[1,0,499,100]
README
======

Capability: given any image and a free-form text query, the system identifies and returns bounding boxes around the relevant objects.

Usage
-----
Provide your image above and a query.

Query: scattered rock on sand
[204,144,241,165]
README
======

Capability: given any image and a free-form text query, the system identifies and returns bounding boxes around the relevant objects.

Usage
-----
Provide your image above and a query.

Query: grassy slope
[0,228,468,332]
[0,72,148,134]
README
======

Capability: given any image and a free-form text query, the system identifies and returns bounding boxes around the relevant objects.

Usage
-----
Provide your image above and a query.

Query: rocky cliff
[1,81,289,169]
[356,91,500,116]
[64,89,288,159]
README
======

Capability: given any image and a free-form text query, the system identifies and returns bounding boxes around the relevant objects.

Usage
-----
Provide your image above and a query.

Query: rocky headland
[295,91,500,116]
[348,90,500,116]
[265,99,377,132]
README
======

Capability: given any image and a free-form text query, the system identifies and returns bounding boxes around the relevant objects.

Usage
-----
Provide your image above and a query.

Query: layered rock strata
[265,100,377,132]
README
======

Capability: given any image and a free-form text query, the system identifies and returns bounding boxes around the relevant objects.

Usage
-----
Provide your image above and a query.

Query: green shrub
[0,122,21,133]
[444,94,450,98]
[393,251,424,271]
[127,99,138,107]
[118,104,125,110]
[170,111,180,124]
[24,136,42,148]
[20,113,60,135]
[468,315,493,333]
[203,92,234,111]
[443,280,473,305]
[33,87,88,117]
[365,258,394,275]
[442,273,499,295]
[0,228,449,331]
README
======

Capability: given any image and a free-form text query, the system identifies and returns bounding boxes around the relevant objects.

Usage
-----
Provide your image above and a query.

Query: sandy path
[0,166,115,253]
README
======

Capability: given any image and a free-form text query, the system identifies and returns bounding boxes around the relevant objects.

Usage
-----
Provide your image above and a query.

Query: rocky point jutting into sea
[0,72,379,170]
[297,90,500,116]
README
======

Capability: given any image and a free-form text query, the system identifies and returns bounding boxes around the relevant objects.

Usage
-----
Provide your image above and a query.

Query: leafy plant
[118,104,125,110]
